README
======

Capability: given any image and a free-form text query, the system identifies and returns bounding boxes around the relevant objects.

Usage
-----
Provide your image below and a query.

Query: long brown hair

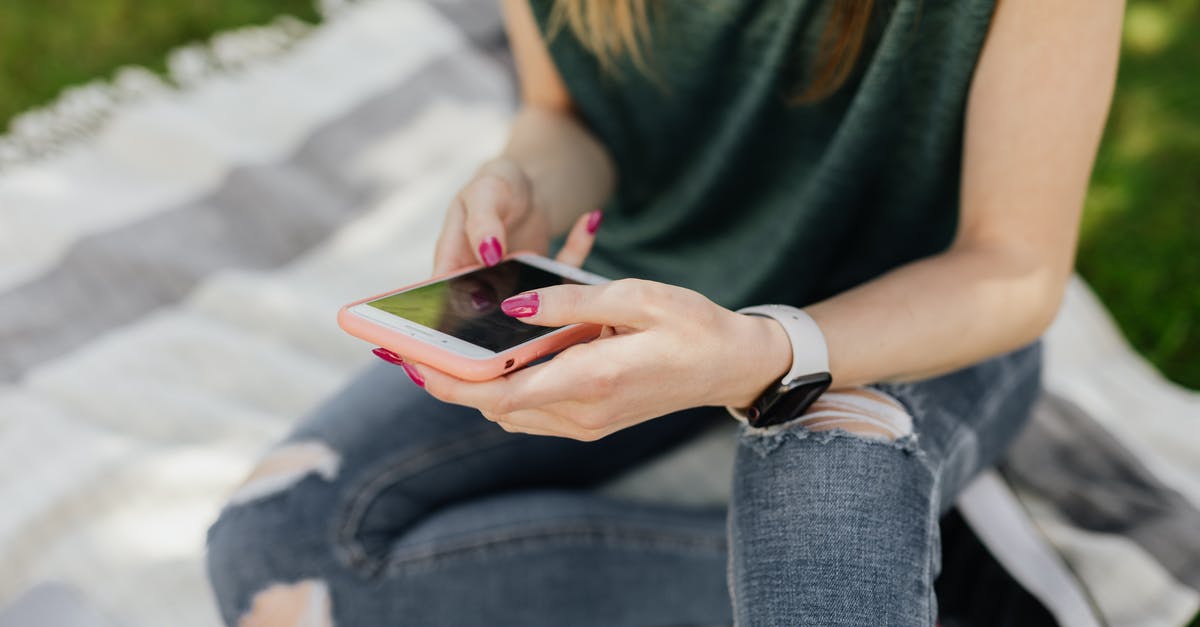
[548,0,876,103]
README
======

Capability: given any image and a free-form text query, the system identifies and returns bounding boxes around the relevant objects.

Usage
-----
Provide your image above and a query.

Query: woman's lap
[206,361,732,626]
[207,342,1041,626]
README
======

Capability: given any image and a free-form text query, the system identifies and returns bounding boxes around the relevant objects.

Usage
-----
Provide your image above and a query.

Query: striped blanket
[0,1,1196,625]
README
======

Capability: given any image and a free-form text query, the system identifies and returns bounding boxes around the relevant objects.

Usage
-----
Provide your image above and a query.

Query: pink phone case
[337,254,603,381]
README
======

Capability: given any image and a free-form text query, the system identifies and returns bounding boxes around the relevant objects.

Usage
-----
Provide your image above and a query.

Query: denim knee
[729,414,941,626]
[206,454,345,627]
[734,410,930,506]
[207,505,286,625]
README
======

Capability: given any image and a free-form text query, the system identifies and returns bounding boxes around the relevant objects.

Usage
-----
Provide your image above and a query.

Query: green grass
[0,0,319,130]
[1,0,1197,389]
[1076,0,1200,390]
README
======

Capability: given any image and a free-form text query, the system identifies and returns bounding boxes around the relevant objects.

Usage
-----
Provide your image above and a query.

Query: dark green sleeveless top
[532,0,996,309]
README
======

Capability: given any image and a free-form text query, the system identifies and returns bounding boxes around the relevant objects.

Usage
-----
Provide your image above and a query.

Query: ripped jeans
[207,342,1041,627]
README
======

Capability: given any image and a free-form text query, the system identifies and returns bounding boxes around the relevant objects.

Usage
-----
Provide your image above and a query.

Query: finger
[499,279,654,329]
[403,359,507,408]
[432,197,476,275]
[407,349,599,414]
[404,358,566,414]
[554,210,602,268]
[462,174,526,267]
[492,407,609,442]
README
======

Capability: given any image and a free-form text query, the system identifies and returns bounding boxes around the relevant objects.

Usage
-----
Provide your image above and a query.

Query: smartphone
[338,253,610,381]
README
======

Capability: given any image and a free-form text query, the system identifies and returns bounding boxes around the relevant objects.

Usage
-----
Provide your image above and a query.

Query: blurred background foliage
[1077,0,1199,390]
[1,0,1197,389]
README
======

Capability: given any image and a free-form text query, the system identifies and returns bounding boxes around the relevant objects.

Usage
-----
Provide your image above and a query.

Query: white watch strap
[736,305,829,384]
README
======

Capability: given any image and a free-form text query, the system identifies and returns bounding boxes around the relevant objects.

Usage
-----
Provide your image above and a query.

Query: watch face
[748,372,833,428]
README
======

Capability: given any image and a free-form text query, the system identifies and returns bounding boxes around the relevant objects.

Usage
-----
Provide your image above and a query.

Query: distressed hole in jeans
[798,388,912,442]
[742,388,915,456]
[228,441,341,506]
[239,579,333,627]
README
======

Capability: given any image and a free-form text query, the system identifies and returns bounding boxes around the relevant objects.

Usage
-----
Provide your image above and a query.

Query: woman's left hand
[405,279,792,440]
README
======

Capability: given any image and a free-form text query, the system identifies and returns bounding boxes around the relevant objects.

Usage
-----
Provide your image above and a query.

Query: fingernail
[500,292,539,318]
[400,361,425,388]
[586,210,604,235]
[372,347,404,366]
[479,236,502,267]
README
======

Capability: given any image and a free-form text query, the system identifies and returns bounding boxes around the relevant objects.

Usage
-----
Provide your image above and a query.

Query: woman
[207,0,1123,624]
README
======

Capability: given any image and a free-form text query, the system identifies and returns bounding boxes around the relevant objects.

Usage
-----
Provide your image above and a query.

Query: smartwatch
[728,305,832,428]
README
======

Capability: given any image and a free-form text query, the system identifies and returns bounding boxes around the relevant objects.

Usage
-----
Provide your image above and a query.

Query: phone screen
[365,260,582,353]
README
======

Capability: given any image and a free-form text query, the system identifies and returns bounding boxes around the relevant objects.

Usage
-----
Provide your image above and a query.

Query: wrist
[722,314,793,408]
[493,152,568,233]
[482,154,556,231]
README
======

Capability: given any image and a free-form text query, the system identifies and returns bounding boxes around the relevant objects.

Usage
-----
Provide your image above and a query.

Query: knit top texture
[531,0,996,308]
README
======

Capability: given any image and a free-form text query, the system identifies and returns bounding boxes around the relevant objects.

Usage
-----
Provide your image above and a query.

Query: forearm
[501,106,615,235]
[802,244,1066,389]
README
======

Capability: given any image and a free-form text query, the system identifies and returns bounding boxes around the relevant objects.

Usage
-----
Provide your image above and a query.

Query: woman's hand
[405,279,794,441]
[432,156,603,274]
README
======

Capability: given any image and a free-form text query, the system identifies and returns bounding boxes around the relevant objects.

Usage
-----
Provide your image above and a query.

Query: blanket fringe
[0,1,359,172]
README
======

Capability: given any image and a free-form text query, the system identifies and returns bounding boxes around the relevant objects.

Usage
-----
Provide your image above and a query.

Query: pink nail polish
[372,349,425,387]
[372,347,404,366]
[500,292,539,318]
[479,237,502,267]
[586,210,604,235]
[400,361,425,388]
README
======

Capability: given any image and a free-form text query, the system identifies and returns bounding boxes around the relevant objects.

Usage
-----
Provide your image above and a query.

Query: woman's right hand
[432,156,602,275]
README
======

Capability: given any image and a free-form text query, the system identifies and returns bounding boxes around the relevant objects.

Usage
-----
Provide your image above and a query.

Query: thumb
[498,280,652,329]
[554,210,602,268]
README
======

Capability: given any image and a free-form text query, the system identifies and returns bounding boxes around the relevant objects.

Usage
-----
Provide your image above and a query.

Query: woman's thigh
[879,340,1043,509]
[207,361,722,625]
[367,490,730,627]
